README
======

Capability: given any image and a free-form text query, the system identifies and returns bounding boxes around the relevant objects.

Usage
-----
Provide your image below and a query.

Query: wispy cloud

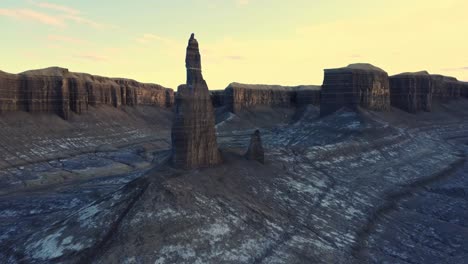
[226,55,244,60]
[236,0,250,6]
[441,66,468,71]
[74,53,108,62]
[0,8,66,27]
[1,2,109,30]
[64,14,106,29]
[48,34,89,45]
[33,2,79,15]
[32,1,106,29]
[136,33,174,44]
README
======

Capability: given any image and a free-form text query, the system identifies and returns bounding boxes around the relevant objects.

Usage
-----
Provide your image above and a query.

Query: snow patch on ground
[287,179,320,195]
[29,228,84,260]
[201,221,231,244]
[78,204,100,228]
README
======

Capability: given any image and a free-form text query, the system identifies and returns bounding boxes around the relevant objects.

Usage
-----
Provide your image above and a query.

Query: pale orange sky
[1,0,467,89]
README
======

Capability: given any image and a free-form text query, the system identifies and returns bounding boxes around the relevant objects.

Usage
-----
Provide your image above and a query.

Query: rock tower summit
[171,34,222,169]
[186,33,202,84]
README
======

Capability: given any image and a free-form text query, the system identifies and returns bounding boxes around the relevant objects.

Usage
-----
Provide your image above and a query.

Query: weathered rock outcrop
[461,82,468,98]
[0,67,174,119]
[389,71,467,113]
[430,75,462,103]
[389,71,433,113]
[320,63,390,116]
[245,129,264,163]
[293,85,321,107]
[171,34,222,169]
[225,83,293,113]
[165,89,175,107]
[210,90,225,107]
[224,83,321,113]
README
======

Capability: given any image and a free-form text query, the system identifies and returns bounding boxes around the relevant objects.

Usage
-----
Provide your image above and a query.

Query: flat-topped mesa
[171,34,222,169]
[320,63,390,116]
[224,83,321,113]
[389,71,465,113]
[389,71,433,113]
[0,67,174,119]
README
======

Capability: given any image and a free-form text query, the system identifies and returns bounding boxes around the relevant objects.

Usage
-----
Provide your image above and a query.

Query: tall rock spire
[185,33,202,84]
[171,33,222,169]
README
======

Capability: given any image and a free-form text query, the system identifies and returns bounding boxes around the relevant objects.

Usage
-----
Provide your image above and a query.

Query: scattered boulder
[245,129,264,163]
[389,71,433,113]
[0,67,174,119]
[320,63,390,116]
[171,34,222,169]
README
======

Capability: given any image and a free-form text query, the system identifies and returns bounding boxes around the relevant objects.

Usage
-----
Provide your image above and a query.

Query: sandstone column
[171,34,222,169]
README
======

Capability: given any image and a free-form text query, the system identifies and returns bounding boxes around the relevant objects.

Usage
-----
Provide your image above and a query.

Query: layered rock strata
[245,129,264,163]
[389,71,467,113]
[389,71,433,113]
[320,63,390,116]
[171,34,222,169]
[0,68,174,119]
[431,75,460,103]
[224,83,321,113]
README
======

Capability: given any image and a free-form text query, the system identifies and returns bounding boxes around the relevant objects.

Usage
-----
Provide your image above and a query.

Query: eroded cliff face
[389,72,466,113]
[0,67,174,119]
[389,71,433,113]
[171,34,221,169]
[429,74,464,103]
[461,82,468,98]
[293,85,321,107]
[224,83,321,113]
[320,63,390,116]
[225,83,293,113]
[0,69,71,118]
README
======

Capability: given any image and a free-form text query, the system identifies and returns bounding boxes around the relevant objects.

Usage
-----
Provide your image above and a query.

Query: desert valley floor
[0,100,467,264]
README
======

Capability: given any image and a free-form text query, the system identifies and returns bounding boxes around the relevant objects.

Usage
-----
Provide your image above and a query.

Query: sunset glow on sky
[1,0,467,89]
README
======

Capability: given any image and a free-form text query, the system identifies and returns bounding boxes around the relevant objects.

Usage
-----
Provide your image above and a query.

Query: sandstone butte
[390,71,465,113]
[320,63,391,117]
